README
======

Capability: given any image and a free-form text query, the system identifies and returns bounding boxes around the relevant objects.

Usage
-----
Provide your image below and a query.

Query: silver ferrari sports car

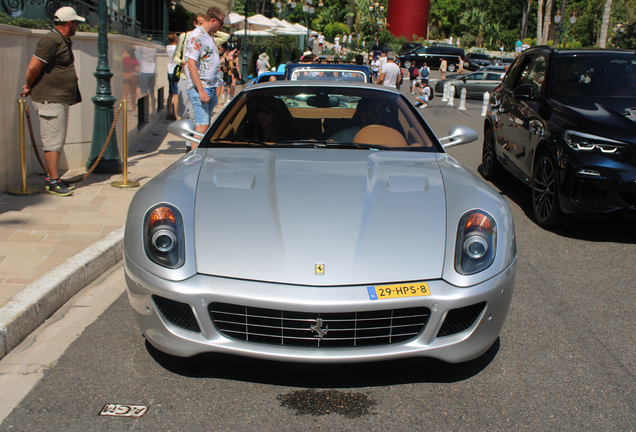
[124,82,517,364]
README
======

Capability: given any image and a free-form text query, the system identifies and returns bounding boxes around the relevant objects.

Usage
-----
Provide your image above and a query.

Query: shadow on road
[145,338,500,387]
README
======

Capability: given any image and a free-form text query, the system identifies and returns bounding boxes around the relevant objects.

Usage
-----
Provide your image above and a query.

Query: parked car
[124,82,517,364]
[248,71,285,85]
[483,46,636,228]
[441,70,505,98]
[286,63,371,83]
[397,45,465,71]
[399,42,423,55]
[435,66,506,93]
[493,57,515,67]
[465,53,493,71]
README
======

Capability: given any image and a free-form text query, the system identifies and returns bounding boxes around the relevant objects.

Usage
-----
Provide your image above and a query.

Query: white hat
[54,7,86,23]
[258,53,269,61]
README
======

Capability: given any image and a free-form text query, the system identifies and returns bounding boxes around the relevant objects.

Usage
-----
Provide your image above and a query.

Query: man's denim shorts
[187,87,218,126]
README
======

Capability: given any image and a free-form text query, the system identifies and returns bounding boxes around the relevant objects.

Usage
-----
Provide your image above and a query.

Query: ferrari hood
[194,148,447,285]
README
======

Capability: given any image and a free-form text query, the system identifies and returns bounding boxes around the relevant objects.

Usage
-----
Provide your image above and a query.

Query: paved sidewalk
[0,104,224,360]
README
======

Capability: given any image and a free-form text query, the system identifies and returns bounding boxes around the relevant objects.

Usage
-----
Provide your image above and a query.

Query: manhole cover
[278,389,375,418]
[99,404,148,417]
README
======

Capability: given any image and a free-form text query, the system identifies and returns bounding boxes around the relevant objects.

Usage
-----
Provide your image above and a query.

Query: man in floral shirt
[185,6,226,140]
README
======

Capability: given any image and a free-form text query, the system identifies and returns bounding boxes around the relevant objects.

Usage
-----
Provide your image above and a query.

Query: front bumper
[560,150,636,215]
[125,254,516,364]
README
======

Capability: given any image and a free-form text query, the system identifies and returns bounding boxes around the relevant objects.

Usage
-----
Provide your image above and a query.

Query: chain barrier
[23,100,123,184]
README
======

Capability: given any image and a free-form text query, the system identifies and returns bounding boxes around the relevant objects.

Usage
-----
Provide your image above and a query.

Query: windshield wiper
[209,138,270,146]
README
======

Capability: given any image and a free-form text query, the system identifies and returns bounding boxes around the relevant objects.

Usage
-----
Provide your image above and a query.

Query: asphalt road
[1,82,635,431]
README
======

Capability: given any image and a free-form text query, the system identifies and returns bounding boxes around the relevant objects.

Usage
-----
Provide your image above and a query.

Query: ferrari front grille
[209,303,430,348]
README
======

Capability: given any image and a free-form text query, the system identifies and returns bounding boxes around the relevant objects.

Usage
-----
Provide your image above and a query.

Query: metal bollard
[481,91,490,116]
[447,85,455,106]
[112,99,140,189]
[8,100,40,196]
[441,82,449,102]
[458,88,467,110]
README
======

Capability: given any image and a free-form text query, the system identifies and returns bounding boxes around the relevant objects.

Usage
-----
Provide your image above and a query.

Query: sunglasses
[361,107,383,115]
[254,106,276,115]
[211,17,224,25]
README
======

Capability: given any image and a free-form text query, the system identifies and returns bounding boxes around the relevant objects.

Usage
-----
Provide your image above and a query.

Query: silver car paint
[193,148,446,285]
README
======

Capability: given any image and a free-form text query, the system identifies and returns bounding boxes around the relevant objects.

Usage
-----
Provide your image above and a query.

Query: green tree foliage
[249,49,258,76]
[323,22,350,40]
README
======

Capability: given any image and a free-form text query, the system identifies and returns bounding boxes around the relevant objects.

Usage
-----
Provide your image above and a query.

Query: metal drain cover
[99,404,148,417]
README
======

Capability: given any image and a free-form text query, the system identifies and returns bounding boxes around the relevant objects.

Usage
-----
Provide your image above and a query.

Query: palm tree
[598,0,612,48]
[537,0,544,44]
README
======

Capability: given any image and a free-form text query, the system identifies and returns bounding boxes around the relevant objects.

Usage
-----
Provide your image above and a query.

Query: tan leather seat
[353,125,407,147]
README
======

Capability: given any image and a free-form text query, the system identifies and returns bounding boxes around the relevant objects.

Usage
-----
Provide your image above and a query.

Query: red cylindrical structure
[386,0,429,40]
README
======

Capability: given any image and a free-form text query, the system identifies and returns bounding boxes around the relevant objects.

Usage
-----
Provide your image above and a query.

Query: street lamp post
[87,0,122,173]
[613,23,624,48]
[554,13,562,47]
[274,0,297,20]
[302,0,316,51]
[368,1,384,45]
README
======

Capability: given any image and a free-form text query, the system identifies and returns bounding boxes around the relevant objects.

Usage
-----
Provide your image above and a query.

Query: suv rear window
[470,53,490,60]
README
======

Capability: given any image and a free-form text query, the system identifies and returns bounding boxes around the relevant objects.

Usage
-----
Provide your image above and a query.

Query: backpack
[412,67,419,78]
[420,66,429,78]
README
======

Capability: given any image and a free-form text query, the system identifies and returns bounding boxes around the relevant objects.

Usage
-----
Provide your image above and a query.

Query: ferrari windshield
[203,85,439,151]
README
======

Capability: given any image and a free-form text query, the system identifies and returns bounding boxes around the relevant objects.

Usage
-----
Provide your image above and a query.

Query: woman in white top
[257,53,270,76]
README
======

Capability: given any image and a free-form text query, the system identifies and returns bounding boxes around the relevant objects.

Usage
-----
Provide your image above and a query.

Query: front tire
[404,60,412,69]
[532,151,565,229]
[482,126,503,180]
[448,63,456,72]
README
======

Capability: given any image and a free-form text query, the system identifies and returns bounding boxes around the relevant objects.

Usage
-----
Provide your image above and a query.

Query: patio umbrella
[233,29,276,37]
[271,19,308,35]
[236,14,284,31]
[224,12,245,26]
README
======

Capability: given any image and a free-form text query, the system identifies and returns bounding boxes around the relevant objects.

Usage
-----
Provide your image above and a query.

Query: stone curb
[0,226,125,360]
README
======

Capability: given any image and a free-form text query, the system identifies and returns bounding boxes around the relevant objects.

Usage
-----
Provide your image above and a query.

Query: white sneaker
[420,104,428,108]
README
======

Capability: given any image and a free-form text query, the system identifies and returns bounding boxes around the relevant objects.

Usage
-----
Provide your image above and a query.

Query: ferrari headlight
[455,210,497,275]
[144,204,185,269]
[564,131,626,154]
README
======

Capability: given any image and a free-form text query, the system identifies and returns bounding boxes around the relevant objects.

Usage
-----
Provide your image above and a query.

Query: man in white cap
[21,6,85,196]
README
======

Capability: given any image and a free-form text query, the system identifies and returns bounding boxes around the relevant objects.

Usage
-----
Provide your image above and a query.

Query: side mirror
[513,84,535,99]
[439,125,479,148]
[168,119,204,145]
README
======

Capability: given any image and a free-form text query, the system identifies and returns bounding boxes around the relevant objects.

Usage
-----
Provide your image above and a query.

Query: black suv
[397,45,465,71]
[465,53,493,71]
[482,46,636,228]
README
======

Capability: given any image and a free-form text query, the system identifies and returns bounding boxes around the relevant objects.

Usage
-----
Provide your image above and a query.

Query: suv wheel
[482,127,504,180]
[404,60,412,69]
[447,63,456,72]
[532,151,565,229]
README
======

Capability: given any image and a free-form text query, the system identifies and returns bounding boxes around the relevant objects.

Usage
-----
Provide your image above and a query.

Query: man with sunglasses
[21,6,85,196]
[329,98,384,142]
[185,6,226,143]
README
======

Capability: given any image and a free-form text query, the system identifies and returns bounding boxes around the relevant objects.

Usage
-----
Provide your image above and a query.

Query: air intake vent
[153,295,201,332]
[209,303,430,348]
[437,302,486,337]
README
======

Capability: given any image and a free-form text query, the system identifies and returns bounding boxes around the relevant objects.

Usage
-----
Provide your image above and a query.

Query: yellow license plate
[367,283,431,300]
